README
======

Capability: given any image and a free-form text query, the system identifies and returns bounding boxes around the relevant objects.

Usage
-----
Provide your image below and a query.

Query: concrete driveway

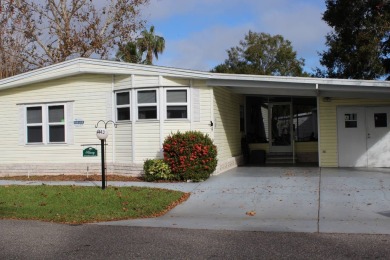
[98,167,390,234]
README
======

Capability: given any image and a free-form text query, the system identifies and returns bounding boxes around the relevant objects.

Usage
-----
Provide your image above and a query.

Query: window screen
[138,90,156,103]
[49,105,64,123]
[167,90,187,103]
[27,107,42,124]
[27,107,43,143]
[166,89,188,119]
[137,90,157,120]
[48,105,65,143]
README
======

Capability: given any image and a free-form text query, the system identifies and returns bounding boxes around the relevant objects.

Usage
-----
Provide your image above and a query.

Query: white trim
[131,75,136,164]
[316,84,322,167]
[159,76,164,155]
[136,88,159,121]
[165,87,190,120]
[190,79,193,130]
[25,103,67,145]
[111,75,116,163]
[2,58,390,96]
[115,90,131,122]
[210,88,215,138]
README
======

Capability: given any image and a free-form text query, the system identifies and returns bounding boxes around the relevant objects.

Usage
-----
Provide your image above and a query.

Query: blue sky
[141,0,331,73]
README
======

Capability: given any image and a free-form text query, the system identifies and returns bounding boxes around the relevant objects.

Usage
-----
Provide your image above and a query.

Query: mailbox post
[95,120,117,190]
[96,128,108,189]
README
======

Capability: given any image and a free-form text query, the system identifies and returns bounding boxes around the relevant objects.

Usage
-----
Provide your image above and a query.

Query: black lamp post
[95,120,117,190]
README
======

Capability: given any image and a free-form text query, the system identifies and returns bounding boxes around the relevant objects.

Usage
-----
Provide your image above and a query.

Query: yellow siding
[0,74,114,164]
[191,83,214,134]
[114,123,132,163]
[114,75,131,90]
[134,122,161,162]
[162,77,190,86]
[133,75,159,87]
[164,122,191,136]
[319,98,390,167]
[213,87,245,162]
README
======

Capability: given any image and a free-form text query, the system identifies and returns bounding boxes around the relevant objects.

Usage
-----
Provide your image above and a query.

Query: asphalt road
[1,220,389,259]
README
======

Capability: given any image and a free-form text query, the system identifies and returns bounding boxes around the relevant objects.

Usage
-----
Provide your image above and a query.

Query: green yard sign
[83,147,98,157]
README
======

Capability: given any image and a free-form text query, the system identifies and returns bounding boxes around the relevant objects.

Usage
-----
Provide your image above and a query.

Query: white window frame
[165,87,190,120]
[136,88,159,120]
[25,103,67,144]
[115,90,131,122]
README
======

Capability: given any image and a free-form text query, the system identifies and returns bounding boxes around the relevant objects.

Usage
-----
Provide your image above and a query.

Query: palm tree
[116,41,142,63]
[137,25,165,65]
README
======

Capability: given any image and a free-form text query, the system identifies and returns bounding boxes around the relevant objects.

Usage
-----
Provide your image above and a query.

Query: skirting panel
[214,155,244,175]
[0,163,143,177]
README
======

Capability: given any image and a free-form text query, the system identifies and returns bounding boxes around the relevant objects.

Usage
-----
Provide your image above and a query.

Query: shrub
[163,131,218,182]
[143,159,175,182]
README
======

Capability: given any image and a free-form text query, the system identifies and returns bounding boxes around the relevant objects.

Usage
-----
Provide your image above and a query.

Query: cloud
[155,25,252,71]
[145,0,331,72]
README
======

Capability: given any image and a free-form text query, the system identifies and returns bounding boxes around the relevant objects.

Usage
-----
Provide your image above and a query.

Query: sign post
[95,120,117,190]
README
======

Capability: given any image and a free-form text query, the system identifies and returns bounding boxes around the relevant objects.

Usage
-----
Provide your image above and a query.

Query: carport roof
[208,74,390,98]
[1,58,390,99]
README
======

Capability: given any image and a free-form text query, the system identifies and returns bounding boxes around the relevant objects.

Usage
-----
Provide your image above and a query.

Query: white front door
[337,106,390,167]
[366,107,390,167]
[337,107,367,167]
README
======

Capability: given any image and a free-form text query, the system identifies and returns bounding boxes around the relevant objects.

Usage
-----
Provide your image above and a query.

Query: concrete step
[266,153,295,164]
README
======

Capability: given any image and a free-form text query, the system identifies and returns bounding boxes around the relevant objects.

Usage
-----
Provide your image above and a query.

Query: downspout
[316,83,321,167]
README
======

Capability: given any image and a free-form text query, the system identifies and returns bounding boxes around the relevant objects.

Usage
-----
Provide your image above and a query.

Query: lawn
[0,185,188,224]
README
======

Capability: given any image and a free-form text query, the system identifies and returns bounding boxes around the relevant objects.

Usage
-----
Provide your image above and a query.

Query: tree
[137,25,165,65]
[318,0,390,80]
[116,41,142,63]
[211,31,306,77]
[0,0,29,78]
[0,0,149,78]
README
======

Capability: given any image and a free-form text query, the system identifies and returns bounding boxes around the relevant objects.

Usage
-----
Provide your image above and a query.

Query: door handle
[367,133,371,139]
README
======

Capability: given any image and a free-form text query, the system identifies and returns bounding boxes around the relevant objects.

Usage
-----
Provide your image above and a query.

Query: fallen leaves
[246,210,256,216]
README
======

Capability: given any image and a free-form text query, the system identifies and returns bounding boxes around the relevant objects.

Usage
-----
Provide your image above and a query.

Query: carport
[209,75,390,167]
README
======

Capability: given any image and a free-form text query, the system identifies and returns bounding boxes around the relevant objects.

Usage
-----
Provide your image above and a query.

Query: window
[137,89,157,119]
[345,113,357,128]
[374,113,387,128]
[166,89,188,119]
[27,107,43,143]
[116,91,131,121]
[48,105,65,142]
[26,104,66,144]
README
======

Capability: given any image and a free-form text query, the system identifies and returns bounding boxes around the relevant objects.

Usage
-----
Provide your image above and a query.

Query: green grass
[0,185,187,224]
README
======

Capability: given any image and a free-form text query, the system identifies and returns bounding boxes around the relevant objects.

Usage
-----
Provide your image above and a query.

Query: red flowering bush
[163,131,218,181]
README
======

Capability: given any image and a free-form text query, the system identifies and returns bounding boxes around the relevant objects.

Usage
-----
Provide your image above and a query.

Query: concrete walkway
[1,167,389,234]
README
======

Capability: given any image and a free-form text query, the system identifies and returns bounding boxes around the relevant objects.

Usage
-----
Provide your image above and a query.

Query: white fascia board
[0,58,211,91]
[207,78,317,97]
[210,73,390,88]
[0,63,82,90]
[208,74,390,98]
[77,58,211,78]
